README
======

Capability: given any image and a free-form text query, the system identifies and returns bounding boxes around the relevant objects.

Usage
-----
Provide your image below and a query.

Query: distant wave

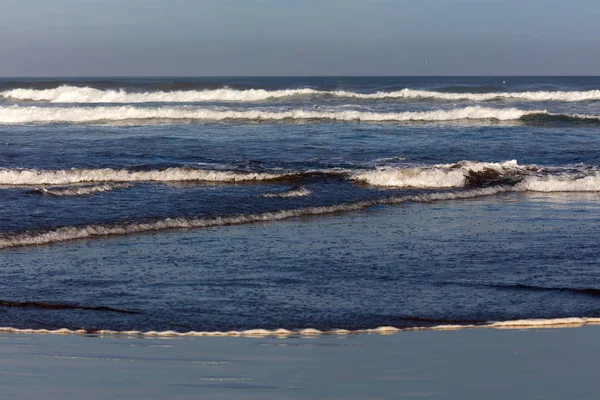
[1,87,318,103]
[0,300,138,314]
[0,186,513,249]
[0,105,550,124]
[1,317,599,337]
[32,183,132,196]
[3,86,600,103]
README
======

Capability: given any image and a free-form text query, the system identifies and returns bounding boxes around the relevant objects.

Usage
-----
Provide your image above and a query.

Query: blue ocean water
[0,77,599,332]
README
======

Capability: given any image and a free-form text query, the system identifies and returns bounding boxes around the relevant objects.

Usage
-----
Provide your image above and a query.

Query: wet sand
[1,326,599,399]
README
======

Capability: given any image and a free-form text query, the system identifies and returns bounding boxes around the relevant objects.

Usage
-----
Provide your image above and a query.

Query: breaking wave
[519,174,600,192]
[0,317,599,337]
[4,163,600,192]
[3,86,600,103]
[352,161,600,192]
[1,86,319,103]
[0,167,297,185]
[0,105,546,124]
[352,160,524,188]
[32,183,133,196]
[0,186,514,249]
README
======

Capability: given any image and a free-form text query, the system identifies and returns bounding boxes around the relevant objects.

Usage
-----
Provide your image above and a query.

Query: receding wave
[0,186,513,249]
[0,317,599,337]
[0,105,546,124]
[3,86,600,103]
[0,300,138,314]
[0,167,297,185]
[32,183,133,196]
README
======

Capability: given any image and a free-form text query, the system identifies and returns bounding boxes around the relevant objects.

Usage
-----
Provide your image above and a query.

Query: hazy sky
[1,0,599,76]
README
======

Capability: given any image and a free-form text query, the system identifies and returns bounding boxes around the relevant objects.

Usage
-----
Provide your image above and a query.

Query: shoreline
[1,316,599,337]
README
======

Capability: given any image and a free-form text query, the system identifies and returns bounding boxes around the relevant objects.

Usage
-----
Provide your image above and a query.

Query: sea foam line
[34,183,133,196]
[0,105,546,124]
[3,86,600,103]
[0,186,513,249]
[0,318,599,337]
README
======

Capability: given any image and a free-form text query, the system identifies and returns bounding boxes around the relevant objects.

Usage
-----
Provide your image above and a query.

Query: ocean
[0,76,599,335]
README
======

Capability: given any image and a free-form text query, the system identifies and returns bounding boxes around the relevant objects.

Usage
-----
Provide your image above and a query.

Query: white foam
[519,174,600,192]
[352,160,523,188]
[486,318,591,329]
[3,86,600,103]
[0,86,320,103]
[444,159,521,171]
[0,167,291,185]
[36,183,132,196]
[349,89,600,102]
[0,105,542,124]
[260,187,311,198]
[353,167,467,188]
[1,317,598,337]
[0,186,514,249]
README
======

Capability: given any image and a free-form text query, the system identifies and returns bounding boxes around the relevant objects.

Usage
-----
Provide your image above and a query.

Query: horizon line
[2,74,600,79]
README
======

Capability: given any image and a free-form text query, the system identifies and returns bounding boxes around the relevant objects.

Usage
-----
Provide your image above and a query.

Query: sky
[1,0,599,76]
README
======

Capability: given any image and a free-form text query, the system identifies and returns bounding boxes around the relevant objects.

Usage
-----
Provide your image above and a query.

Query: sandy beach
[2,325,599,399]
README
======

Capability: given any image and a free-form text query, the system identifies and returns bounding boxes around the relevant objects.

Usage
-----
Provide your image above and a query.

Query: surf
[3,86,600,103]
[0,105,548,124]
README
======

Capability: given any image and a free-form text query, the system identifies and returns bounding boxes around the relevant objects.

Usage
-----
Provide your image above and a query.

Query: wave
[259,186,311,198]
[352,161,600,192]
[32,183,133,196]
[0,105,547,124]
[0,186,514,249]
[0,300,138,314]
[0,167,297,185]
[3,86,600,103]
[0,86,319,103]
[1,317,599,337]
[4,163,600,192]
[352,160,524,188]
[519,174,600,192]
